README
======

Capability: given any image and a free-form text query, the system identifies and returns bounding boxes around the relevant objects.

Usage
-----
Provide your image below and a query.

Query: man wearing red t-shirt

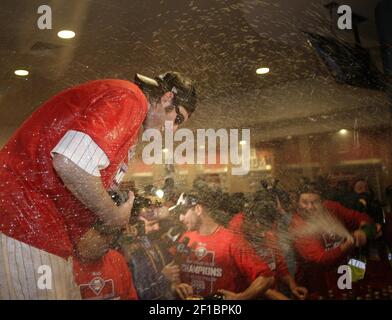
[73,228,138,300]
[228,191,307,300]
[0,72,197,299]
[290,183,380,298]
[170,189,274,300]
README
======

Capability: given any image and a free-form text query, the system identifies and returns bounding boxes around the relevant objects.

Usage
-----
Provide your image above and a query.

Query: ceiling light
[57,30,76,39]
[256,67,270,75]
[239,140,247,145]
[339,129,348,135]
[14,70,29,76]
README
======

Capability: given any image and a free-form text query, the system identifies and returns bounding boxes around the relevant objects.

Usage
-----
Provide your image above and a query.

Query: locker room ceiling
[0,0,389,146]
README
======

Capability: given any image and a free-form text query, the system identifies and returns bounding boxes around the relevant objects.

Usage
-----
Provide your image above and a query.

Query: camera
[108,190,152,224]
[107,190,148,241]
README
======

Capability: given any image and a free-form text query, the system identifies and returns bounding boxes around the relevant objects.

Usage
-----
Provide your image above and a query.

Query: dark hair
[274,189,291,211]
[244,190,278,225]
[297,182,323,199]
[134,71,197,117]
[259,180,291,211]
[156,72,197,117]
[226,192,246,215]
[187,180,232,226]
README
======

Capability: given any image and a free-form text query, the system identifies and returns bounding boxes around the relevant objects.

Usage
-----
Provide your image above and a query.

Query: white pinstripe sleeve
[51,130,110,177]
[0,233,81,300]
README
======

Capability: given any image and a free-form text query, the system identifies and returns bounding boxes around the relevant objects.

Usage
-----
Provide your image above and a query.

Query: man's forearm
[52,153,120,225]
[281,274,296,290]
[237,276,274,300]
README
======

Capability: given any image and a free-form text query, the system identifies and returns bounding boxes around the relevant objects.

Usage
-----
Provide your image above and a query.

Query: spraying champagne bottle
[348,223,378,283]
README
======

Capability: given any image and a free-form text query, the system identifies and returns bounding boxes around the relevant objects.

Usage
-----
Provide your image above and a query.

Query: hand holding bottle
[352,229,367,247]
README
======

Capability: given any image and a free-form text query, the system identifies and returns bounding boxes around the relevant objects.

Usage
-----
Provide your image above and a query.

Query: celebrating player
[290,183,381,298]
[170,186,274,300]
[73,226,138,300]
[0,72,197,299]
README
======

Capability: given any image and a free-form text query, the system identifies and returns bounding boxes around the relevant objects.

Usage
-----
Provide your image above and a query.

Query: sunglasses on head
[166,105,185,126]
[168,93,187,125]
[165,103,185,126]
[174,105,185,125]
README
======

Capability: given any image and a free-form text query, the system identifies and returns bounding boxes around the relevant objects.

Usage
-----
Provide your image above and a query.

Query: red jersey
[290,200,371,295]
[0,80,148,258]
[254,231,290,280]
[73,249,138,300]
[227,212,244,235]
[176,226,273,298]
[228,212,289,280]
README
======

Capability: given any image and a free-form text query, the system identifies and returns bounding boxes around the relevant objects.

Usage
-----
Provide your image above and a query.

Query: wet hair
[297,182,323,200]
[226,192,246,215]
[240,191,278,249]
[186,180,232,226]
[244,190,278,226]
[258,178,292,211]
[273,189,291,211]
[156,72,197,117]
[134,71,197,117]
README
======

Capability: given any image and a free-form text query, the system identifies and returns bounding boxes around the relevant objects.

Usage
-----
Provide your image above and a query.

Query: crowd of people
[70,177,392,300]
[1,70,391,301]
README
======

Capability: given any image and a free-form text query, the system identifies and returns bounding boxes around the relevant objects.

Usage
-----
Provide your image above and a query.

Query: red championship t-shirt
[227,212,244,235]
[0,80,148,258]
[228,212,290,280]
[73,249,138,300]
[176,226,273,297]
[252,231,290,280]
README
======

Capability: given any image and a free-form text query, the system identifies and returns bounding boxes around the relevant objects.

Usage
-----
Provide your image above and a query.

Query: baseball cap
[169,192,199,216]
[134,71,197,117]
[169,182,225,216]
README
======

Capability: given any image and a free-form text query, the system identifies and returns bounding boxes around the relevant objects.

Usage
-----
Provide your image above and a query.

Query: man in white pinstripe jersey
[0,72,197,299]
